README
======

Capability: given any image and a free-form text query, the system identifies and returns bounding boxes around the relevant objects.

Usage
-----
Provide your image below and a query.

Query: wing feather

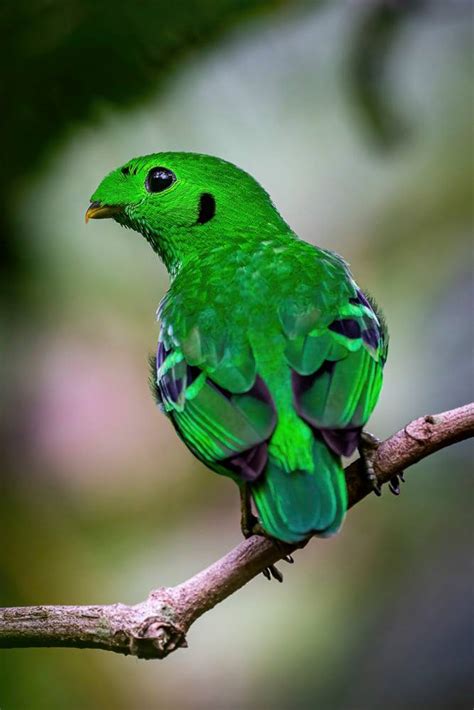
[289,288,387,455]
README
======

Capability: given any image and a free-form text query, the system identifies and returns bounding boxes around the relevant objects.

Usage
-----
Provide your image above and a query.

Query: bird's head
[86,152,287,274]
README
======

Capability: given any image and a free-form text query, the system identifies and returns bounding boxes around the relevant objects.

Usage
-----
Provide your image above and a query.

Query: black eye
[145,167,176,193]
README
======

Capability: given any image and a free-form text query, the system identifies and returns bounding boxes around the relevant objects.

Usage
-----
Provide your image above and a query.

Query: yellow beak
[85,202,123,223]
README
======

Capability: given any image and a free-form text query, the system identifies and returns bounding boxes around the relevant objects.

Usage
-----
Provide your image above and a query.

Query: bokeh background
[1,1,473,708]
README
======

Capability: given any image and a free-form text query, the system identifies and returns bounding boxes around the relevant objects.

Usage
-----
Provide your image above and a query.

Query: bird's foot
[241,512,293,583]
[240,510,259,540]
[240,483,293,582]
[358,430,382,496]
[359,431,405,496]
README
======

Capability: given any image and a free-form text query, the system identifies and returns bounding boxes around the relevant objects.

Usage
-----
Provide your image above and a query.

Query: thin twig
[1,403,472,659]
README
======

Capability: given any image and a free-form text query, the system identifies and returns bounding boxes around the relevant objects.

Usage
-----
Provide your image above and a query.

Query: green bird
[86,153,388,549]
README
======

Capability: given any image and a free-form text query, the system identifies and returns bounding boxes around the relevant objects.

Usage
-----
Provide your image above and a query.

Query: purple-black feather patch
[156,341,200,406]
[329,318,361,339]
[225,442,269,482]
[320,428,361,457]
[362,327,379,350]
[349,289,372,309]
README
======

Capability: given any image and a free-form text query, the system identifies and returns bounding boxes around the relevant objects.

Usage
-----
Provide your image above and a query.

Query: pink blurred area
[22,319,187,494]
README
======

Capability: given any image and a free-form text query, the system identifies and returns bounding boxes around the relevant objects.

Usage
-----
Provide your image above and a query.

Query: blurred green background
[1,1,473,708]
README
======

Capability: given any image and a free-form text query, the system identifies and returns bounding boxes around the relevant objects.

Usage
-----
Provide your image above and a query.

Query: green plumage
[87,153,388,543]
[252,439,347,541]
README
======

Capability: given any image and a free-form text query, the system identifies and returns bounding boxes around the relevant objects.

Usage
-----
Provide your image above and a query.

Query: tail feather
[251,438,347,543]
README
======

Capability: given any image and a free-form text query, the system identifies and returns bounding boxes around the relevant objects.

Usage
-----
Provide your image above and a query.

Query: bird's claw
[368,471,382,496]
[389,476,400,495]
[263,564,284,583]
[359,431,406,496]
[263,542,297,581]
[388,472,406,495]
[250,523,288,582]
[359,431,382,496]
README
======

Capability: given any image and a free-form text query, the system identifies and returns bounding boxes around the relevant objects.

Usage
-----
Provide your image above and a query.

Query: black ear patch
[196,193,216,224]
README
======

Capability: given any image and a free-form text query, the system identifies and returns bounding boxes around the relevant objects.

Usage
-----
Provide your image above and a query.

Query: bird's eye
[145,167,176,193]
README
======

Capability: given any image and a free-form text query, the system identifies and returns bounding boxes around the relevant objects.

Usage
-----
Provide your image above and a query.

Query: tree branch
[1,403,473,659]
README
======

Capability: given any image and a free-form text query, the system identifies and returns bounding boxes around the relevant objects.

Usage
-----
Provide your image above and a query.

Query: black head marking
[121,166,130,176]
[196,193,216,225]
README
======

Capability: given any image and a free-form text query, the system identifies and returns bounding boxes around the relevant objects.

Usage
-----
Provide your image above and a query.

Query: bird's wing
[151,330,276,482]
[280,250,388,457]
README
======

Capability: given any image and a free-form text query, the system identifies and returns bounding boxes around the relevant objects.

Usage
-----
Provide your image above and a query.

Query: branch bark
[1,403,473,659]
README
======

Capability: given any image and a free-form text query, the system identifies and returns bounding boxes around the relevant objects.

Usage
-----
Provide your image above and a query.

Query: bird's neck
[142,216,295,280]
[145,226,187,278]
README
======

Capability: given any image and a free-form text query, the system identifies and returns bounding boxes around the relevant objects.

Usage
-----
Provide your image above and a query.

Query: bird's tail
[251,437,347,544]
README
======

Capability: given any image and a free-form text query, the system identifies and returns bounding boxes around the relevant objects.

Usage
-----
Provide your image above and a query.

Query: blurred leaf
[346,0,421,149]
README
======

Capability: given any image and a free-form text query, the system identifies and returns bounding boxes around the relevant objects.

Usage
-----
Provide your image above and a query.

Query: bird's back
[155,233,387,542]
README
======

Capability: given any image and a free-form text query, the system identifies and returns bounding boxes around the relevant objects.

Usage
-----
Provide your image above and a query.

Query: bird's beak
[85,201,124,223]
